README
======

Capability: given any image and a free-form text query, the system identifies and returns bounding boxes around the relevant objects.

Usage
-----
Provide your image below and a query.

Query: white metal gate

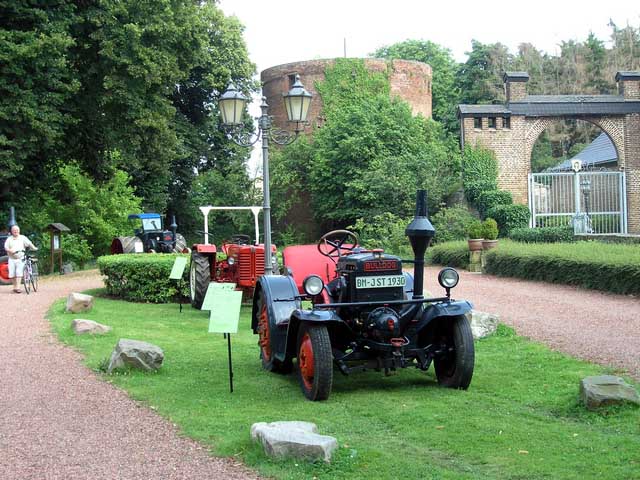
[528,171,627,234]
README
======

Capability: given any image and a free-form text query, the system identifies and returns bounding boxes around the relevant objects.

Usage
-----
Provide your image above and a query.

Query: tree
[457,40,513,105]
[272,59,461,234]
[0,1,78,201]
[373,40,460,133]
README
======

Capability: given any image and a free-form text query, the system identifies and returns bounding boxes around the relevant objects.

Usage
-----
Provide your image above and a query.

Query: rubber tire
[0,256,10,285]
[22,266,31,295]
[433,315,475,389]
[173,233,189,253]
[296,322,333,401]
[30,262,38,292]
[189,252,210,309]
[255,291,292,374]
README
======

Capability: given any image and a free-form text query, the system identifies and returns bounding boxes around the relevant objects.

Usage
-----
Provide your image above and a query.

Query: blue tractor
[110,213,189,254]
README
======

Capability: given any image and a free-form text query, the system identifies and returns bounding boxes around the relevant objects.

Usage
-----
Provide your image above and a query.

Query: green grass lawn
[49,294,640,480]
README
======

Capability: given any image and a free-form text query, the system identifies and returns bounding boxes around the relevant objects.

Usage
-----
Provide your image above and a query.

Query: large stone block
[580,375,640,410]
[251,421,338,463]
[72,319,111,335]
[465,310,499,339]
[107,339,164,373]
[65,292,94,313]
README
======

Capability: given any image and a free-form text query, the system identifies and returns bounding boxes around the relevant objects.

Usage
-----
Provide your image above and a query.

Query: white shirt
[4,235,36,260]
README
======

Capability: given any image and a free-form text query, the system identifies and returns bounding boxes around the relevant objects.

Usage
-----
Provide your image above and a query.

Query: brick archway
[523,117,625,168]
[459,71,640,234]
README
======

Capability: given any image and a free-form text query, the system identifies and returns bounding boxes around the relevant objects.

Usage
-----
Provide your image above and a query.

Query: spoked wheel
[255,291,292,373]
[433,315,475,389]
[30,263,38,292]
[189,252,210,309]
[22,266,31,295]
[296,322,333,401]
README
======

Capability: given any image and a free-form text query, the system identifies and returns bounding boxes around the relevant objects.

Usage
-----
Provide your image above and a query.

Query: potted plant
[481,218,499,250]
[467,220,484,251]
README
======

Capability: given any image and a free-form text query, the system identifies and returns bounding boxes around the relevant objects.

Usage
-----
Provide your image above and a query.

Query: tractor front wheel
[433,315,475,389]
[190,252,210,309]
[296,322,333,401]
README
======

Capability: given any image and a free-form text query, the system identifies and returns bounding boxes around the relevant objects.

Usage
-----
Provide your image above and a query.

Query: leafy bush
[36,233,93,272]
[462,145,498,204]
[476,189,513,217]
[486,204,531,236]
[431,206,477,244]
[467,220,484,239]
[350,213,412,257]
[484,240,640,295]
[509,226,575,243]
[481,218,499,240]
[98,254,189,303]
[428,241,469,268]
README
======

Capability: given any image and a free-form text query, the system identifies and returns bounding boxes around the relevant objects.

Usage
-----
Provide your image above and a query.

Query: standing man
[4,225,37,293]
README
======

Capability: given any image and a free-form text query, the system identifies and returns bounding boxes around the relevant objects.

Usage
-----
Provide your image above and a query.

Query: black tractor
[110,213,189,254]
[252,190,475,401]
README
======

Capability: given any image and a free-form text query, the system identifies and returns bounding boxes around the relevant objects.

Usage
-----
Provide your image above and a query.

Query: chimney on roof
[504,72,529,103]
[615,71,640,100]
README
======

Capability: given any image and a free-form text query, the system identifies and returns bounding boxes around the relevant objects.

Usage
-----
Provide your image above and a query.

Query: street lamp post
[218,75,312,275]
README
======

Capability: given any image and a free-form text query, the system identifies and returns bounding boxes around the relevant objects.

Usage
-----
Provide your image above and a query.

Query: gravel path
[0,271,260,480]
[423,266,640,380]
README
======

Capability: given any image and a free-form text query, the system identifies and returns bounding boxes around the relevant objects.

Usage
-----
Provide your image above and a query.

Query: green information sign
[207,289,242,334]
[169,256,187,280]
[201,282,237,311]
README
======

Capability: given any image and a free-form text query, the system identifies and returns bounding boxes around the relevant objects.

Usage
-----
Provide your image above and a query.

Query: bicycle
[16,250,38,294]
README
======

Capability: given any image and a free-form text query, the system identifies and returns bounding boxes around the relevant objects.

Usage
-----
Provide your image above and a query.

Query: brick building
[459,71,640,234]
[261,58,432,133]
[260,58,432,240]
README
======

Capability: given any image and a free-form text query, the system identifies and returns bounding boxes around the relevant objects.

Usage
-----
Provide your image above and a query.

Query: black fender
[285,309,345,361]
[415,300,473,332]
[252,275,301,363]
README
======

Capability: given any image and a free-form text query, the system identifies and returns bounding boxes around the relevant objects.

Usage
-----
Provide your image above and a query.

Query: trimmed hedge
[486,204,531,236]
[428,241,469,268]
[509,226,575,243]
[485,240,640,295]
[429,240,640,295]
[98,254,190,303]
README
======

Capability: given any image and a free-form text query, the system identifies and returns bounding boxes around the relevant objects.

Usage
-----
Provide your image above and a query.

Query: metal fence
[528,171,627,234]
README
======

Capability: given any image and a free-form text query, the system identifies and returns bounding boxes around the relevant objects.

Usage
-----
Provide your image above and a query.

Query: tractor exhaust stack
[7,207,16,230]
[404,190,435,300]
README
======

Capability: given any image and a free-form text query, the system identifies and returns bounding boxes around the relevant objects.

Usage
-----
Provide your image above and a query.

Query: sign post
[169,256,188,312]
[201,283,242,393]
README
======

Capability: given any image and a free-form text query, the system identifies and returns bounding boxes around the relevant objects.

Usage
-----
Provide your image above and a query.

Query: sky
[217,0,640,174]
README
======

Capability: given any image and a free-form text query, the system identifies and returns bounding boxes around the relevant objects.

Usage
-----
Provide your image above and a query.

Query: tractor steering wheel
[231,234,251,245]
[317,230,359,260]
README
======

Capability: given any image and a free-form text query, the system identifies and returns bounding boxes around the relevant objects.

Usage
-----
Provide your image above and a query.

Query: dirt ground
[0,271,261,480]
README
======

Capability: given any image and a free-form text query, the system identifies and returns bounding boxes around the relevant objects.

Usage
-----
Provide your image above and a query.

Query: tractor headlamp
[438,267,459,289]
[227,257,235,265]
[303,275,325,296]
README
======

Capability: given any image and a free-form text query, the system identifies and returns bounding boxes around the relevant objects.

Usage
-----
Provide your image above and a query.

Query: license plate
[355,275,406,289]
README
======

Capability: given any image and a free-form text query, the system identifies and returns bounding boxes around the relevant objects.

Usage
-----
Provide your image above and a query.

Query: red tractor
[189,206,276,309]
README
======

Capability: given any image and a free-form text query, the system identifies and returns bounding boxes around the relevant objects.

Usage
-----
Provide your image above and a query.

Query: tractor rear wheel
[255,291,292,374]
[0,256,10,285]
[433,315,475,389]
[189,252,210,309]
[173,233,190,253]
[296,322,333,401]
